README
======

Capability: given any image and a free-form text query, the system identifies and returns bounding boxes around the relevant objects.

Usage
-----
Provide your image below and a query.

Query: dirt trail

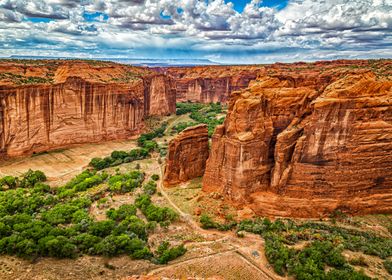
[156,161,279,280]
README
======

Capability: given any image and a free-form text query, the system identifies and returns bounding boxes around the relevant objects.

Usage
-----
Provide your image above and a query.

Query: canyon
[1,59,392,218]
[0,59,391,280]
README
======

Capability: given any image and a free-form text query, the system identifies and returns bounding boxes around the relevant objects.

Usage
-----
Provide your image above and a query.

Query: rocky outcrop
[203,60,392,217]
[0,60,176,157]
[163,124,209,187]
[164,66,263,103]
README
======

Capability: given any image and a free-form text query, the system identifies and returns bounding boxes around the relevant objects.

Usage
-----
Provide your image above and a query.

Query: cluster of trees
[154,241,186,264]
[264,235,370,279]
[143,180,157,195]
[108,171,145,194]
[137,122,167,149]
[56,170,108,198]
[199,214,236,231]
[200,215,391,278]
[0,169,185,263]
[89,148,149,170]
[175,102,205,115]
[0,169,46,190]
[171,121,198,134]
[175,102,225,136]
[135,194,177,224]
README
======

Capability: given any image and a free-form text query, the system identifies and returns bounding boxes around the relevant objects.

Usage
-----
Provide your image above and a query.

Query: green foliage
[199,214,237,231]
[135,194,178,223]
[201,217,386,279]
[200,214,217,229]
[175,102,205,115]
[89,148,149,170]
[143,140,158,152]
[171,121,198,133]
[154,241,187,264]
[0,169,47,190]
[384,259,392,275]
[137,122,168,149]
[264,234,293,276]
[106,204,137,221]
[108,171,144,194]
[143,180,157,195]
[0,176,17,189]
[151,174,159,181]
[0,72,53,85]
[0,166,181,262]
[56,170,108,198]
[175,102,225,136]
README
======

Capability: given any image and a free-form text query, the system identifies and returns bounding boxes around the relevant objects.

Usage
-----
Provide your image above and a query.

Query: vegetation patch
[175,102,226,136]
[200,215,392,279]
[0,169,185,262]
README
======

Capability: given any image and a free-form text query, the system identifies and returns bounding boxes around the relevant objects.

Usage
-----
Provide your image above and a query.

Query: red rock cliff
[0,60,176,157]
[203,60,392,217]
[163,124,209,187]
[164,66,264,103]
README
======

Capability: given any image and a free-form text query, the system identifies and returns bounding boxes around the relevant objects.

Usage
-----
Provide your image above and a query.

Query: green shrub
[143,181,157,195]
[384,259,392,275]
[200,214,217,229]
[155,241,187,264]
[106,204,137,221]
[108,171,144,194]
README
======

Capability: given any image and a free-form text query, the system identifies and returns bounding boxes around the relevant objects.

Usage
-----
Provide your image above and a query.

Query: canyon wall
[163,124,209,187]
[144,75,176,116]
[0,61,176,157]
[164,66,263,103]
[203,60,392,217]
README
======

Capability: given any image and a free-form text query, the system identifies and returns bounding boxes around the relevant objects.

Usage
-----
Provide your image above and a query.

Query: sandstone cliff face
[0,60,176,157]
[144,75,176,116]
[164,124,209,187]
[203,61,392,217]
[0,77,145,157]
[164,66,263,103]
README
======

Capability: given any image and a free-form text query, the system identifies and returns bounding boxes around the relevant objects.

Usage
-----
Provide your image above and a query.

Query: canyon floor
[0,111,391,280]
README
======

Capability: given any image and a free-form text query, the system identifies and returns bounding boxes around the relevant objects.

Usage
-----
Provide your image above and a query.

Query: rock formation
[0,60,175,157]
[163,124,209,187]
[163,66,264,103]
[203,60,392,217]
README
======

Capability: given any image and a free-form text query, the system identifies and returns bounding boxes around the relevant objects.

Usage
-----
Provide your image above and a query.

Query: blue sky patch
[24,17,54,23]
[83,12,109,22]
[160,10,172,20]
[226,0,289,12]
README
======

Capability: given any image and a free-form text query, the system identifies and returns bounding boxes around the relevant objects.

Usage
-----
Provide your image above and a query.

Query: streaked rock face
[163,124,209,187]
[164,66,263,103]
[0,61,176,157]
[203,60,392,217]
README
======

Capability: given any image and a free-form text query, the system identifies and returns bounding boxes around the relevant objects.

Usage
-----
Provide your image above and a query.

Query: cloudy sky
[0,0,391,63]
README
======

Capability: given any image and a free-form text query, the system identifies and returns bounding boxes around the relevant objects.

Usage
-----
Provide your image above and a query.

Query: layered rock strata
[203,61,392,217]
[0,60,175,157]
[164,66,264,103]
[163,124,209,187]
